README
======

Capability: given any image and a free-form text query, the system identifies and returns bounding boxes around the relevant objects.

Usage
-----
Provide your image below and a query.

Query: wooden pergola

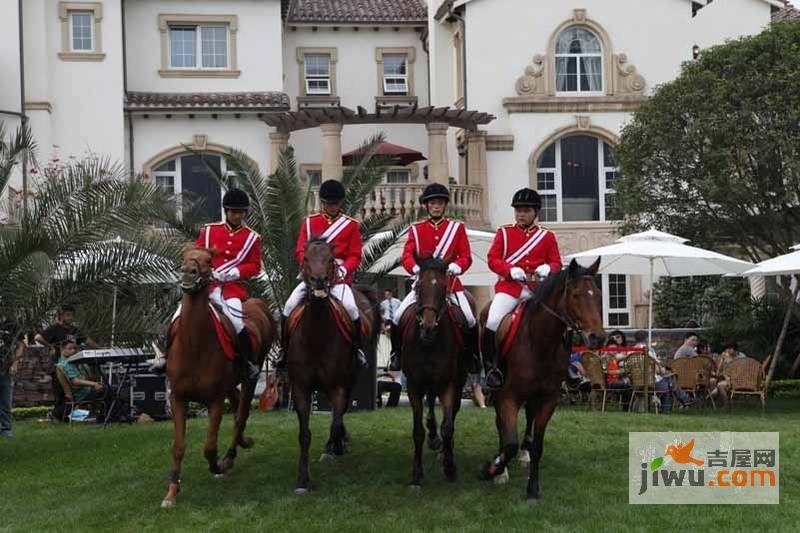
[261,105,495,133]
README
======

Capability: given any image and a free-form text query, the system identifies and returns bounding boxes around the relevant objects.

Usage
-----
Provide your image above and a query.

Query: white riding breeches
[282,281,360,321]
[486,287,534,332]
[171,287,245,333]
[392,289,476,328]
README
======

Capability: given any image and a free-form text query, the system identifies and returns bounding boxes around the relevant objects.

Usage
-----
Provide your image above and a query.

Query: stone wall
[13,347,54,407]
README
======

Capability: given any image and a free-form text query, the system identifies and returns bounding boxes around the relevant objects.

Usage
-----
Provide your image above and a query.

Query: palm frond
[0,122,38,192]
[341,133,388,217]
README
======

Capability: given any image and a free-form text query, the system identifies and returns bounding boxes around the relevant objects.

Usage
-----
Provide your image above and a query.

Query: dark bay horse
[162,247,275,508]
[399,256,472,487]
[479,258,605,502]
[287,238,379,493]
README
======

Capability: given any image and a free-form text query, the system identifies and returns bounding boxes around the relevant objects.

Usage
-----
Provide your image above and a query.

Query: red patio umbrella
[341,141,427,167]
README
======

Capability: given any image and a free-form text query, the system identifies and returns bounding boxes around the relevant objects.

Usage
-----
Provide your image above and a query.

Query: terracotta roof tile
[285,0,427,24]
[125,92,290,111]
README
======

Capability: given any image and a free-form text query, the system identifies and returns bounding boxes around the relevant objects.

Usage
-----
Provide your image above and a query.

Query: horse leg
[482,390,520,484]
[221,379,257,473]
[322,386,348,460]
[518,399,535,465]
[161,395,187,508]
[203,399,224,476]
[294,386,312,493]
[527,397,558,503]
[408,386,425,487]
[426,392,442,451]
[439,383,459,482]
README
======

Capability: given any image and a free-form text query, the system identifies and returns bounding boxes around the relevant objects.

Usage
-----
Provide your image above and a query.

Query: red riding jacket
[295,212,362,284]
[196,222,262,300]
[401,218,472,292]
[487,224,562,298]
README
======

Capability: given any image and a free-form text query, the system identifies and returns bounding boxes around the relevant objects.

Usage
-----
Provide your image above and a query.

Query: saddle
[496,303,526,358]
[286,294,372,343]
[209,303,258,360]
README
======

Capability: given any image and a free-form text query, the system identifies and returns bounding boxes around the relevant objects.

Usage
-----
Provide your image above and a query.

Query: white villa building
[1,0,797,328]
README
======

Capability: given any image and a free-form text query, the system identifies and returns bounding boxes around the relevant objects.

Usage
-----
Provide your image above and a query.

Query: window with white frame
[151,154,224,223]
[600,274,631,327]
[70,12,93,51]
[305,168,322,187]
[385,169,411,203]
[383,55,408,95]
[535,135,618,222]
[168,24,229,69]
[304,55,331,95]
[555,27,603,94]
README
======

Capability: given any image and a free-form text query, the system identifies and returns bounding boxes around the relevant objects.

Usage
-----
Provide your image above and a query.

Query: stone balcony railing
[309,183,486,226]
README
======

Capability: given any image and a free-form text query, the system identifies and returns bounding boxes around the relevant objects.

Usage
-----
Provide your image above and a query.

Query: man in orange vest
[151,188,262,379]
[278,179,366,368]
[484,188,562,389]
[389,183,478,370]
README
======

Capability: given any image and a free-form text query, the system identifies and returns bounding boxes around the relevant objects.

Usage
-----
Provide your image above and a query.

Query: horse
[287,237,379,493]
[479,258,605,502]
[399,255,473,487]
[161,247,276,508]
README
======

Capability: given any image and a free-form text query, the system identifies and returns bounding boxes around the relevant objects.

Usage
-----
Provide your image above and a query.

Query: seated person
[376,371,401,408]
[709,342,747,407]
[605,330,627,349]
[567,352,591,393]
[56,337,109,408]
[630,330,694,414]
[673,332,699,359]
[605,355,630,395]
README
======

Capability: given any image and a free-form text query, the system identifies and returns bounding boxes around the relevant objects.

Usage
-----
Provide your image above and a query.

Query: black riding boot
[389,323,402,371]
[351,318,367,370]
[237,329,261,381]
[483,329,504,390]
[465,325,482,374]
[149,323,172,374]
[275,315,289,370]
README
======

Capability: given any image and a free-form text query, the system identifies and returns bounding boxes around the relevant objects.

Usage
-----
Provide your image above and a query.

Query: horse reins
[536,274,595,346]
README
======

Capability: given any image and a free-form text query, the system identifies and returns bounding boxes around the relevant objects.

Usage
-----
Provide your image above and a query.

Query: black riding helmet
[419,183,450,204]
[319,179,346,202]
[222,188,250,210]
[511,187,542,209]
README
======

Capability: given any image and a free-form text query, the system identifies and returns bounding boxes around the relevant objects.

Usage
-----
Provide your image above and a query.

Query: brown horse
[161,247,275,508]
[399,256,472,487]
[287,238,379,493]
[479,258,605,502]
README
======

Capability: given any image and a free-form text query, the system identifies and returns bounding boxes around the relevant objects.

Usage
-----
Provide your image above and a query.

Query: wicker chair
[625,353,670,414]
[581,351,627,412]
[724,357,766,412]
[55,366,107,425]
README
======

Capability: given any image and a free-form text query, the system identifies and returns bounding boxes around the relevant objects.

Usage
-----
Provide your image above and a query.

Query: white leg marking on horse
[493,467,510,485]
[518,449,531,464]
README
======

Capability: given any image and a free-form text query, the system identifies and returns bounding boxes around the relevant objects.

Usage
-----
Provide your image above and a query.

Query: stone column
[269,130,290,174]
[320,122,344,181]
[466,130,489,228]
[426,122,450,185]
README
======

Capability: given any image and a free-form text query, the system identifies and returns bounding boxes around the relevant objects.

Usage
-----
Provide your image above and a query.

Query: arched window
[152,153,224,223]
[555,27,603,94]
[535,135,618,222]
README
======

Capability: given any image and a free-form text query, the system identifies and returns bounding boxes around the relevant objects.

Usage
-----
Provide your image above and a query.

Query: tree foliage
[614,22,800,263]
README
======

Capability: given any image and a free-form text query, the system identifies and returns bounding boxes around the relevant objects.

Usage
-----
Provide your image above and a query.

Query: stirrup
[485,368,504,390]
[149,356,167,375]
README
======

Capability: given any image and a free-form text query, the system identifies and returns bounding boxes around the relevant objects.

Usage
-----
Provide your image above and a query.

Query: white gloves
[510,267,527,282]
[447,263,462,276]
[412,265,421,275]
[535,264,552,280]
[337,265,348,279]
[212,267,240,282]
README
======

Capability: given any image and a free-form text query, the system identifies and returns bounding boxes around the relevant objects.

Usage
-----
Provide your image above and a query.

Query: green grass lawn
[1,399,797,532]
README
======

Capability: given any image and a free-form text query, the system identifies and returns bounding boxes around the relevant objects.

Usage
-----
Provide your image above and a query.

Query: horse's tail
[355,284,382,347]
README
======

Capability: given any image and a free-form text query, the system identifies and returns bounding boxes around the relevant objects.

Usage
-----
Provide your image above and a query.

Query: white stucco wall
[0,0,22,116]
[692,0,773,50]
[125,0,283,92]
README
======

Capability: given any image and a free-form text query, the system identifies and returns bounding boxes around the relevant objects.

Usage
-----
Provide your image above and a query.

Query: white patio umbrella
[567,229,754,411]
[368,228,498,286]
[741,244,800,387]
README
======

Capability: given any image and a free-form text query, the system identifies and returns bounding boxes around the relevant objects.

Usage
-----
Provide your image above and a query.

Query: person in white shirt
[379,289,401,327]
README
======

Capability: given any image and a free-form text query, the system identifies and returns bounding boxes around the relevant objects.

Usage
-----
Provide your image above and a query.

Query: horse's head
[415,253,449,345]
[303,237,336,301]
[563,258,606,349]
[180,247,213,294]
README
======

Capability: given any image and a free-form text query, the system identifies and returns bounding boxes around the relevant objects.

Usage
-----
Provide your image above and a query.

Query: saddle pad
[287,299,360,343]
[209,305,236,361]
[500,303,526,357]
[398,304,465,347]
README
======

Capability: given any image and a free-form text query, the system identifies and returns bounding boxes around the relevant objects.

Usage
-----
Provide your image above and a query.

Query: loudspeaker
[130,374,169,419]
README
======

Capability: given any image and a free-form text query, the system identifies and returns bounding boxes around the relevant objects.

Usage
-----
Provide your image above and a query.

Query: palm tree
[0,122,184,349]
[214,133,416,312]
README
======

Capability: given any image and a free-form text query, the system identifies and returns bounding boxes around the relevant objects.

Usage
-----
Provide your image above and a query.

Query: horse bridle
[538,274,595,345]
[415,277,447,328]
[180,257,211,294]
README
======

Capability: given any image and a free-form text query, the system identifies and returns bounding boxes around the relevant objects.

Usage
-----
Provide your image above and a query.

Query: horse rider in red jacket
[278,179,366,368]
[389,182,478,369]
[483,188,562,389]
[151,188,262,379]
